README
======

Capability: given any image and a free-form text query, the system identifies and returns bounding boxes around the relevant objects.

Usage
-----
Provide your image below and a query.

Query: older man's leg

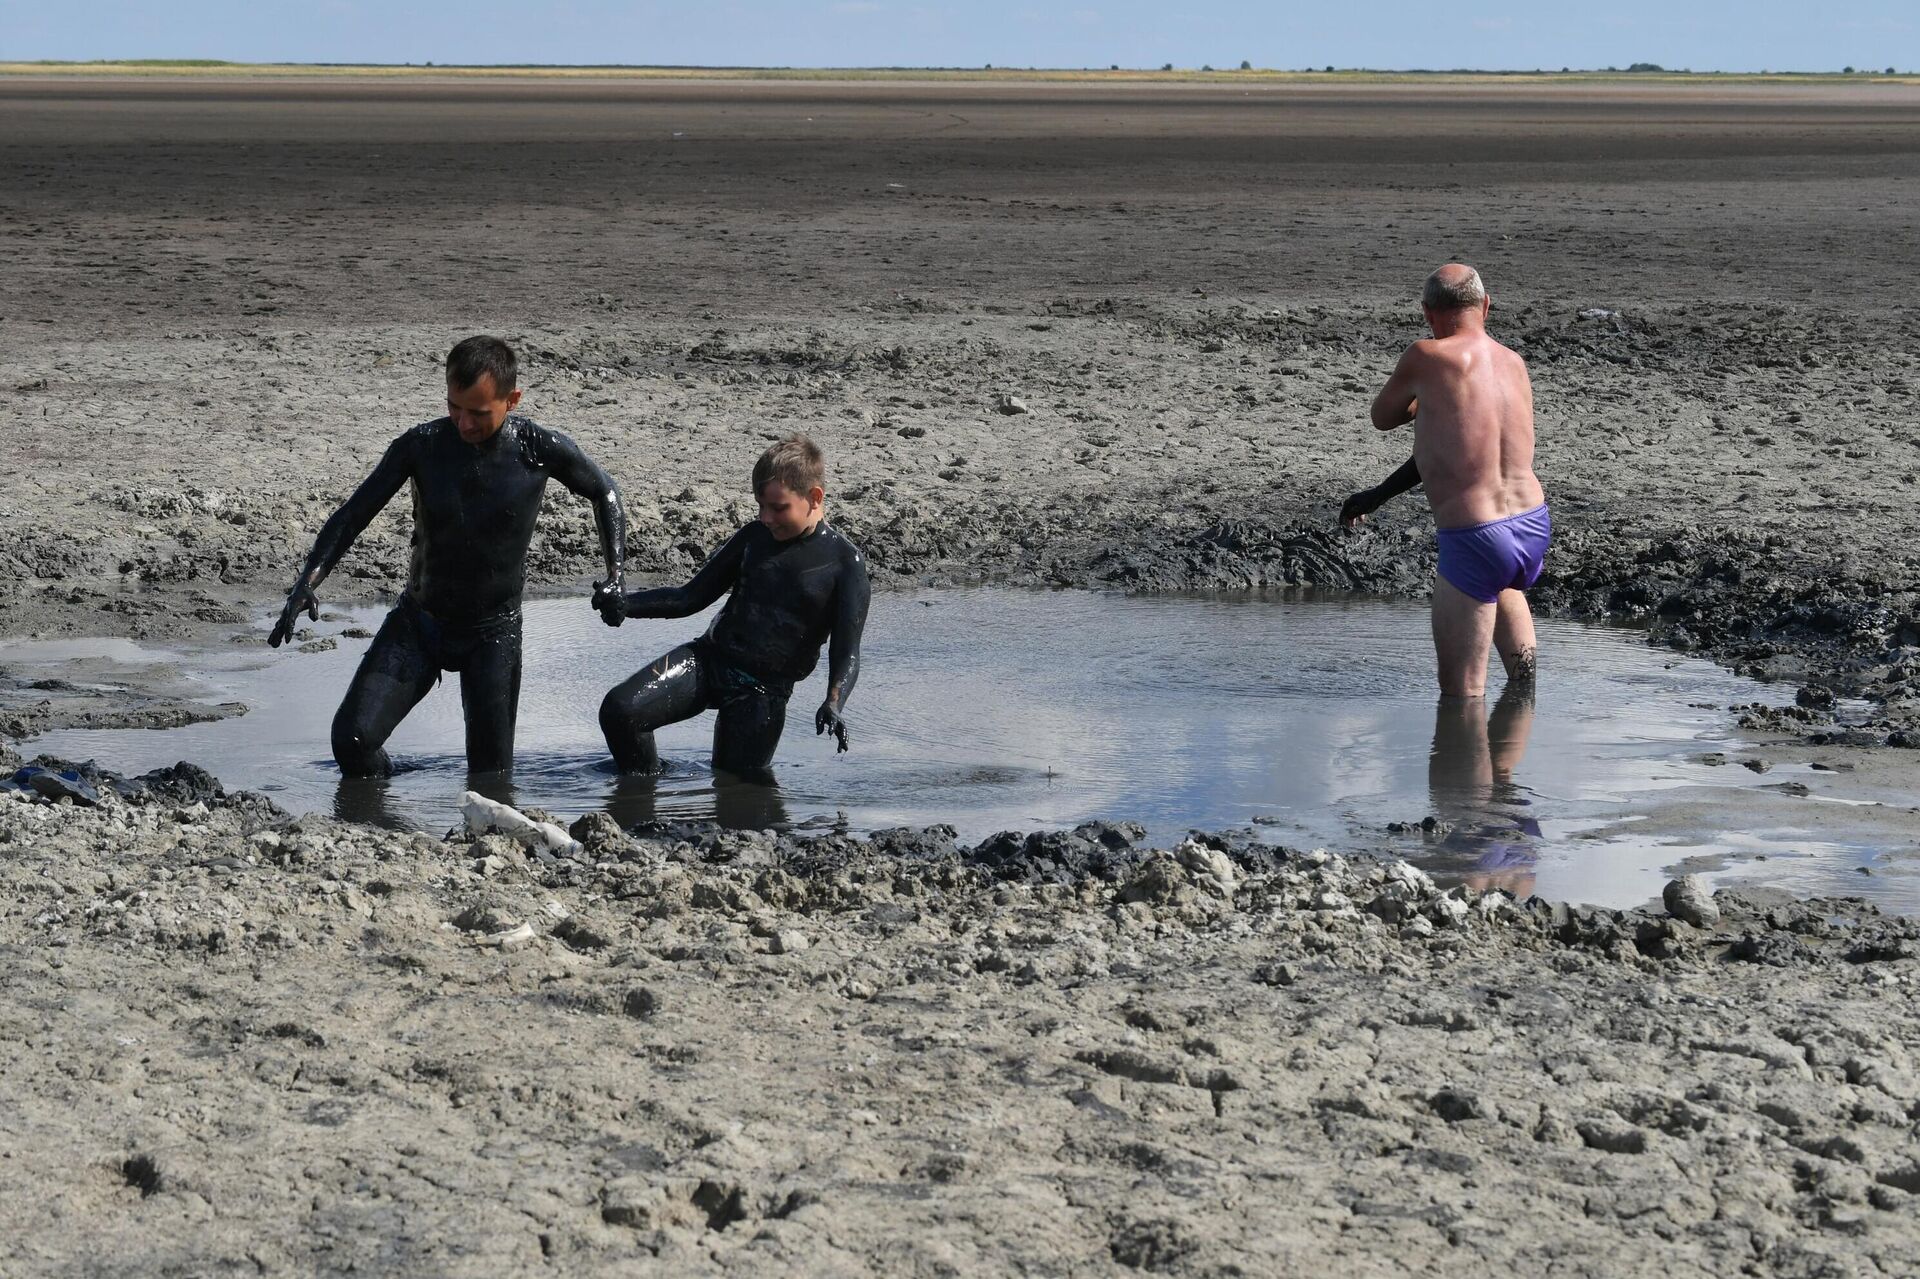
[1431,575,1497,699]
[1492,588,1538,684]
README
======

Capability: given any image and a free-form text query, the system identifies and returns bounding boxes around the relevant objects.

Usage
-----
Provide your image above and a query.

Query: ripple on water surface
[18,588,1916,913]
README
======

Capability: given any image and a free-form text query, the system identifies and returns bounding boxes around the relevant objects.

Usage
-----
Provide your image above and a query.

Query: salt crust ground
[1,773,1917,1276]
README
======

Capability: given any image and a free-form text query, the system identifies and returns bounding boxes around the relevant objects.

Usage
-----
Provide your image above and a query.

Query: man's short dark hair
[446,335,517,394]
[753,433,826,497]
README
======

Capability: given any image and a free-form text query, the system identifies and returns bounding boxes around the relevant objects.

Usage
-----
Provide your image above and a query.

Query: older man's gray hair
[1423,265,1487,311]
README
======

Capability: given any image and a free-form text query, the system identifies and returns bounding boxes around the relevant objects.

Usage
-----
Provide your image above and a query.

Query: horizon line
[5,60,1916,79]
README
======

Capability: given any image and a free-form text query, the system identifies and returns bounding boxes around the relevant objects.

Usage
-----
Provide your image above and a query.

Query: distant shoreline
[3,61,1916,84]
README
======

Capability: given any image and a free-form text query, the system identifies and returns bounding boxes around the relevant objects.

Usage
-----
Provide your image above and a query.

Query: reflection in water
[607,770,791,832]
[334,775,411,828]
[337,766,519,830]
[1428,687,1539,897]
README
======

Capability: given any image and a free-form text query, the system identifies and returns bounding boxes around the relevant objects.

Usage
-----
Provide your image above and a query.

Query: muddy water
[18,588,1918,911]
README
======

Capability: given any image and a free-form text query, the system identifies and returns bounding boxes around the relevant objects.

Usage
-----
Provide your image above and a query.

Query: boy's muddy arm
[619,526,748,619]
[1340,455,1421,528]
[270,440,411,647]
[815,555,872,753]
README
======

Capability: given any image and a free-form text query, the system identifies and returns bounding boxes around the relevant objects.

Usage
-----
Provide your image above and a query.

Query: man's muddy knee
[600,689,661,775]
[331,717,393,778]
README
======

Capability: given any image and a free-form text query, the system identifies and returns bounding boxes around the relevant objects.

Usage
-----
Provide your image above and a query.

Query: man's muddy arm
[1340,456,1421,528]
[619,526,748,619]
[815,552,872,752]
[538,429,629,617]
[270,440,411,646]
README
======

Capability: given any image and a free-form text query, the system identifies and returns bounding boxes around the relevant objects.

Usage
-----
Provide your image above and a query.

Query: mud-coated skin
[1340,455,1422,526]
[600,520,870,774]
[598,642,791,779]
[283,415,625,777]
[291,415,625,624]
[332,598,522,777]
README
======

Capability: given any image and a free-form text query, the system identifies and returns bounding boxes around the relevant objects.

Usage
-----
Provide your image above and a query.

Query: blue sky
[7,2,1916,72]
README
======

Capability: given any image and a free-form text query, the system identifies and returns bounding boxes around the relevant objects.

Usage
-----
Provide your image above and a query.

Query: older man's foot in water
[1349,264,1549,698]
[269,336,627,777]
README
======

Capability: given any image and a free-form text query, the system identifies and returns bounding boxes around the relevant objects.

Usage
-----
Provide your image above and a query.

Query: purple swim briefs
[1435,503,1551,604]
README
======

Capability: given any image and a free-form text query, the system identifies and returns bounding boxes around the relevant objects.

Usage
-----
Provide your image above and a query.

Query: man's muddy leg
[1492,588,1538,685]
[460,623,522,776]
[600,644,708,774]
[332,608,439,777]
[1431,575,1497,698]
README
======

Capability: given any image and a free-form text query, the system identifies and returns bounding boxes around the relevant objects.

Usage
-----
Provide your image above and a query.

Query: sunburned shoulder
[1407,335,1471,364]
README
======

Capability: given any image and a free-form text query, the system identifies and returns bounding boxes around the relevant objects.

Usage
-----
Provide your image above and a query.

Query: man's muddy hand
[592,578,626,627]
[815,703,850,753]
[268,581,320,648]
[1340,487,1383,529]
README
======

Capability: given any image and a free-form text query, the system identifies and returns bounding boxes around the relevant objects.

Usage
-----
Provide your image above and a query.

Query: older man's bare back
[1378,332,1544,528]
[1355,264,1551,699]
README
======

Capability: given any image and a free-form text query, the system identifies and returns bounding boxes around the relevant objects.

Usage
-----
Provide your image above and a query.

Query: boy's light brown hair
[753,433,826,497]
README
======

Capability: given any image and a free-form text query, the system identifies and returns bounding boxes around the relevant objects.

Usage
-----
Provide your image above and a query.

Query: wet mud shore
[3,75,1919,1273]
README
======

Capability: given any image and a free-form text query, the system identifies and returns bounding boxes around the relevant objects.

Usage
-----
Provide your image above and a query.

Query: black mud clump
[1521,886,1920,968]
[132,761,224,806]
[966,825,1299,887]
[629,819,1295,891]
[120,1153,163,1198]
[966,821,1153,884]
[9,754,285,823]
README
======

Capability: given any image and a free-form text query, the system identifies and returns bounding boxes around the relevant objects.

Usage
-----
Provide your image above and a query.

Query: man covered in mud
[1342,264,1549,698]
[269,335,627,776]
[598,433,869,778]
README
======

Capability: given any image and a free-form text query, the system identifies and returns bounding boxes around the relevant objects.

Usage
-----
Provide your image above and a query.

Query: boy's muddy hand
[591,578,625,627]
[1339,486,1382,529]
[815,703,849,753]
[268,582,320,648]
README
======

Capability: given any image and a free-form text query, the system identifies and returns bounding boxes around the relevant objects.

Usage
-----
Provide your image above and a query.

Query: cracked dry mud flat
[4,76,1920,1275]
[2,783,1917,1276]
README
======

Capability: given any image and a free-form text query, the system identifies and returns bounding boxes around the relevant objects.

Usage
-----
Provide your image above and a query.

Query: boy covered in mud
[269,335,627,777]
[598,433,870,778]
[1341,264,1549,699]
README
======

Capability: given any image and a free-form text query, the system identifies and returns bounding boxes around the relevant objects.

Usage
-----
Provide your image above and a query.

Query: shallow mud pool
[16,588,1918,912]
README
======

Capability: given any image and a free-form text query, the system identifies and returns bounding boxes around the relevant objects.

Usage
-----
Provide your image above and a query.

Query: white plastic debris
[460,791,581,857]
[1176,837,1238,898]
[489,922,537,951]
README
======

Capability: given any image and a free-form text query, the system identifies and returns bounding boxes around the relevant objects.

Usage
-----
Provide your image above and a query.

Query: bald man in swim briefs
[1341,264,1549,698]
